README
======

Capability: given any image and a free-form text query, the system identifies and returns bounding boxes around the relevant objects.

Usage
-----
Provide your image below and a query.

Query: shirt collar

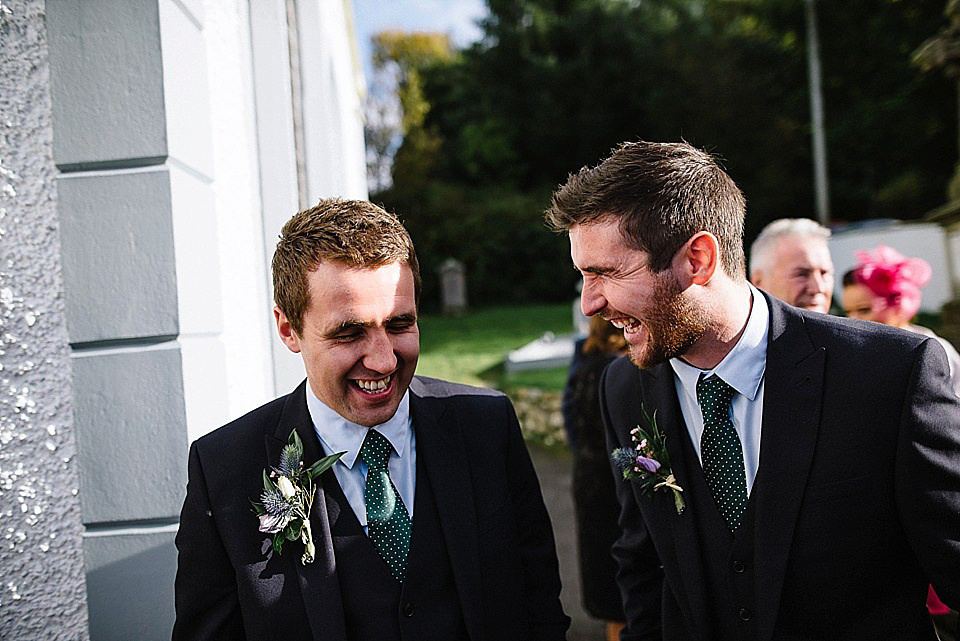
[670,284,768,402]
[305,384,412,470]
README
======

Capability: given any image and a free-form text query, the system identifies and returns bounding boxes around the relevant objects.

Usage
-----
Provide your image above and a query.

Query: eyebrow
[388,313,418,325]
[329,320,367,334]
[327,313,418,336]
[579,264,614,276]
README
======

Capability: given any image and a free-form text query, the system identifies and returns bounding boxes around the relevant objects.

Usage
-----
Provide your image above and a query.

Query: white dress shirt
[305,386,416,530]
[669,285,768,494]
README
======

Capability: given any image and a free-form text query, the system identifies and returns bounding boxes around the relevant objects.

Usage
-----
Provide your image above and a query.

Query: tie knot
[359,429,392,471]
[696,374,736,424]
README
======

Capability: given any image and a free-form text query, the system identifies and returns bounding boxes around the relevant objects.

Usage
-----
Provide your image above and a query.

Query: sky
[350,0,487,79]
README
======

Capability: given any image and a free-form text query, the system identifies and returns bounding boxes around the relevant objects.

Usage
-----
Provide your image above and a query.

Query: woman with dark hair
[563,315,627,641]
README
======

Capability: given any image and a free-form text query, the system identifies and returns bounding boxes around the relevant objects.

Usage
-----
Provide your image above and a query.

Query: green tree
[376,0,957,306]
[365,31,452,193]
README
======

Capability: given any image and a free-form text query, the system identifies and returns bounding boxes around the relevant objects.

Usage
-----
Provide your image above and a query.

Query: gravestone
[439,258,467,316]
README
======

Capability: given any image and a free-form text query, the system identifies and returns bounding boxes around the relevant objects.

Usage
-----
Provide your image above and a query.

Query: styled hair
[272,199,421,335]
[849,245,931,321]
[545,140,747,280]
[749,217,831,277]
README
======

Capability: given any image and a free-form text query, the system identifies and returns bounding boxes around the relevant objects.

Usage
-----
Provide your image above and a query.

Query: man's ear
[274,306,302,354]
[684,232,719,286]
[749,268,764,288]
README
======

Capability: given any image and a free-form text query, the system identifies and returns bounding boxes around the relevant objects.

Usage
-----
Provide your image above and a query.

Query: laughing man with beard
[544,140,960,641]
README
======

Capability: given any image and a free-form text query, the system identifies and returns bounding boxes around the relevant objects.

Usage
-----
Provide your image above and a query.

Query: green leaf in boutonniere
[610,405,685,515]
[251,429,344,564]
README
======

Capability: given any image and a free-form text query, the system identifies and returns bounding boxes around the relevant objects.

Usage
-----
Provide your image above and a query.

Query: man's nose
[580,280,606,317]
[809,270,829,293]
[363,331,399,373]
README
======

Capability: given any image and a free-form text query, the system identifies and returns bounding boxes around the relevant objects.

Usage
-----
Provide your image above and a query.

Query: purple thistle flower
[635,455,661,473]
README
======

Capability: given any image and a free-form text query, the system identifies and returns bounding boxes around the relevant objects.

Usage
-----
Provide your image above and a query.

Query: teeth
[608,317,642,333]
[357,375,391,393]
[623,322,642,335]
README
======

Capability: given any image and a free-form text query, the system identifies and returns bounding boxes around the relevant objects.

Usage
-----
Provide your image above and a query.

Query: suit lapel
[408,380,485,639]
[265,381,348,641]
[639,364,713,640]
[752,297,824,641]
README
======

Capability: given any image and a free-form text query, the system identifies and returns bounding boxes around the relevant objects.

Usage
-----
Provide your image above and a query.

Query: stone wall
[0,1,89,638]
[510,387,567,448]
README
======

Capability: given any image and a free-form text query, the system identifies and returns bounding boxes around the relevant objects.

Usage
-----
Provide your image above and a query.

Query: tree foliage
[365,32,452,192]
[372,0,957,308]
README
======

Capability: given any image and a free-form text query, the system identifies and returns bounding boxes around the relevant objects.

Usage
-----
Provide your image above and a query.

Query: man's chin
[797,301,829,314]
[628,343,664,370]
[349,406,400,428]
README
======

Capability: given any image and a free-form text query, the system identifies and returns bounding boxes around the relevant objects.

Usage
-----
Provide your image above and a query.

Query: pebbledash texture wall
[0,1,89,638]
[1,0,367,638]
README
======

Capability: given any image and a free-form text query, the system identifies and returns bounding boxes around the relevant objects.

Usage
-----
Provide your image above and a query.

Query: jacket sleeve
[501,395,572,641]
[896,337,960,609]
[172,441,246,641]
[601,367,664,641]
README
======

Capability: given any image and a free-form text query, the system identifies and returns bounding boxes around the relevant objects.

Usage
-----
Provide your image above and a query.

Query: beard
[629,271,708,370]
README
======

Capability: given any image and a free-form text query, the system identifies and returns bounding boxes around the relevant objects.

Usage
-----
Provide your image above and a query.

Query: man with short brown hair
[174,198,569,641]
[546,140,960,641]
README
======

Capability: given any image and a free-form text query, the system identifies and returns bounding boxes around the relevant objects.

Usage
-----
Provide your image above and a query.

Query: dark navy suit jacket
[603,293,960,641]
[173,376,570,641]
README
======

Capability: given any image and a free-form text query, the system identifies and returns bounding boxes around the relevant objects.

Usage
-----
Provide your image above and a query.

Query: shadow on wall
[84,532,177,640]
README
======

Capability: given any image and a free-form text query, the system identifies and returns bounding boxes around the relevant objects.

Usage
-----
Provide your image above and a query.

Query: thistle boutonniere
[251,429,344,564]
[611,405,685,515]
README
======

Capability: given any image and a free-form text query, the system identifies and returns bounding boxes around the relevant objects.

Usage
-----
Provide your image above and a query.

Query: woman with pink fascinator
[841,245,960,638]
[841,245,960,395]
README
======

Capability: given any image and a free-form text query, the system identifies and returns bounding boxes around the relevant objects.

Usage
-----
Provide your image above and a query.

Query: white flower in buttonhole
[277,476,296,499]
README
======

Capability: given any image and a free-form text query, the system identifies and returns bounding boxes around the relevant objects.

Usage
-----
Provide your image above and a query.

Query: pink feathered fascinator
[852,245,932,321]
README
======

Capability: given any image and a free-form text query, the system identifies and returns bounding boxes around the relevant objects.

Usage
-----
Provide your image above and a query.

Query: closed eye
[333,329,363,342]
[387,315,417,333]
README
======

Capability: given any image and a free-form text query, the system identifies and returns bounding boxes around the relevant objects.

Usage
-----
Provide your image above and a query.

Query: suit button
[739,608,753,622]
[732,560,746,573]
[402,602,415,617]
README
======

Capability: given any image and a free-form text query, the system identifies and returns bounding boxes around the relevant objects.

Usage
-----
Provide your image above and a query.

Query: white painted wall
[202,0,277,430]
[197,0,369,428]
[296,0,368,203]
[265,0,369,398]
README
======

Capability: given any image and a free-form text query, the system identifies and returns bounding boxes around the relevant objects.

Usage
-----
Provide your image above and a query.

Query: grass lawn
[416,303,573,390]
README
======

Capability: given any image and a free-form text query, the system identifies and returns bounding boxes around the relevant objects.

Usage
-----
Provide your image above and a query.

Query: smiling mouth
[608,316,644,336]
[354,374,392,395]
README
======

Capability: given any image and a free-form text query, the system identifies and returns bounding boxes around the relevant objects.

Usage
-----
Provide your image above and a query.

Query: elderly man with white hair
[749,218,834,314]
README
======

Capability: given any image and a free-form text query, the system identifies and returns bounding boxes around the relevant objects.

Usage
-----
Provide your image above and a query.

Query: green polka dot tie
[697,374,748,532]
[359,429,411,582]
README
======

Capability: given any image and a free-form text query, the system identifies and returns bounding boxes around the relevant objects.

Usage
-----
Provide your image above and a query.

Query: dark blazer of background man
[173,199,570,641]
[545,141,960,641]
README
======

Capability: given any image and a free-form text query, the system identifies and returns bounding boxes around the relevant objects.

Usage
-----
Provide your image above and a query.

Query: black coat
[603,293,960,641]
[173,376,570,641]
[566,347,624,621]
